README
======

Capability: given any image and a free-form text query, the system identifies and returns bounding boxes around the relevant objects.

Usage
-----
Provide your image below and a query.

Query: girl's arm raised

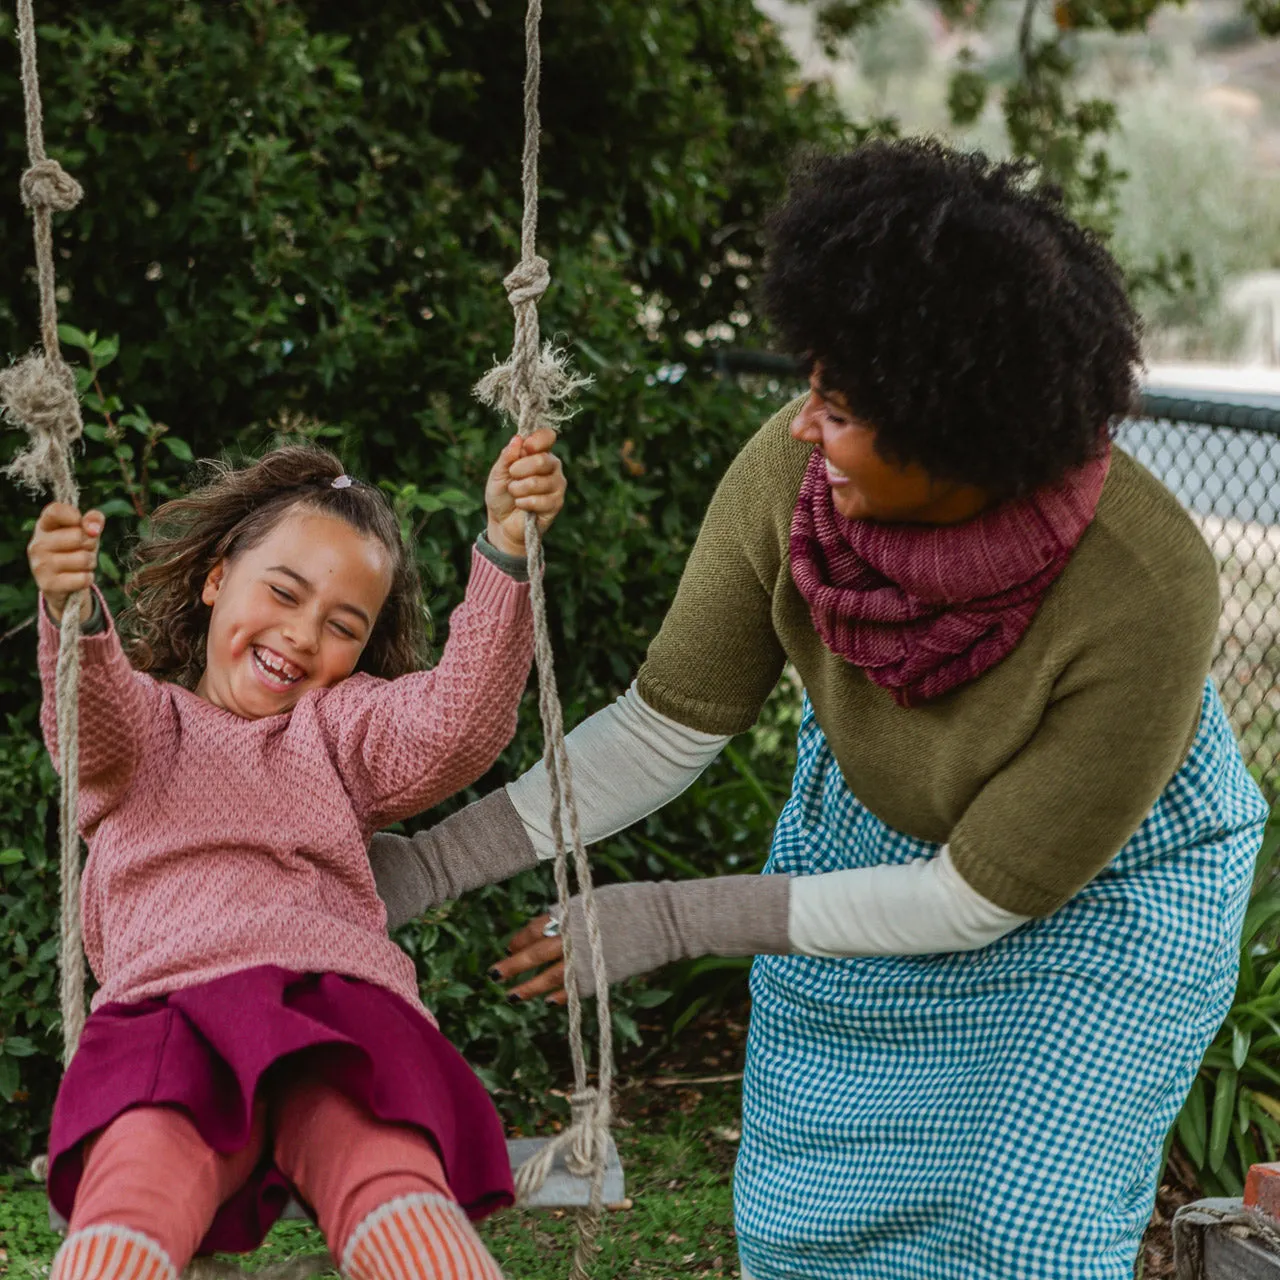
[30,504,156,826]
[319,429,561,828]
[36,591,156,828]
[317,546,534,830]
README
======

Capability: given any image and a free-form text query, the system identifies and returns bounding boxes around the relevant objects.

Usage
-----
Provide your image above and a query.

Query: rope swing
[473,1,617,1274]
[4,0,618,1273]
[0,0,89,1071]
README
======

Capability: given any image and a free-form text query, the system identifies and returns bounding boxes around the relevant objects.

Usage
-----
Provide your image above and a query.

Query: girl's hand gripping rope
[28,502,104,623]
[485,426,566,558]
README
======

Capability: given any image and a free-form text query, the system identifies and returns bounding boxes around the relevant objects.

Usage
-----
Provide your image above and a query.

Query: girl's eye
[330,622,357,640]
[269,585,296,604]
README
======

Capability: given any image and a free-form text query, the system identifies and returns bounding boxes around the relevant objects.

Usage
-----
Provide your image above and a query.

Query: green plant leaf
[160,437,194,462]
[1209,1068,1239,1173]
[1177,1075,1207,1167]
[91,335,120,367]
[0,1055,18,1102]
[56,324,92,352]
[1233,1024,1252,1071]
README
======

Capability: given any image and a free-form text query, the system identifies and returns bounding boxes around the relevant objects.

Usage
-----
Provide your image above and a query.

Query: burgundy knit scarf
[788,444,1111,706]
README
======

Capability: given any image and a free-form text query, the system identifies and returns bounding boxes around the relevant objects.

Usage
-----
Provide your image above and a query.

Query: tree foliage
[793,0,1279,238]
[0,0,843,1163]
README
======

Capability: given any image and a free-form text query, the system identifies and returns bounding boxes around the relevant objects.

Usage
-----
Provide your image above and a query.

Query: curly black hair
[761,138,1142,499]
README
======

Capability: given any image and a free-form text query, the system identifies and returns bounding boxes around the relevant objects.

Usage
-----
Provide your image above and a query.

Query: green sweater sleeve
[636,417,797,734]
[948,506,1222,917]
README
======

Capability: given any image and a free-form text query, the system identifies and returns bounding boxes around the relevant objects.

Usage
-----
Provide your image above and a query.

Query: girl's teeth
[253,648,301,684]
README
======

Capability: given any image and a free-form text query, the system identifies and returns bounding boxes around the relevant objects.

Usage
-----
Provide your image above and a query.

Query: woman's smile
[823,456,851,487]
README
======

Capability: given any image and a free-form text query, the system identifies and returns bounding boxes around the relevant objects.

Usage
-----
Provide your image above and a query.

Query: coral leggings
[69,1075,453,1270]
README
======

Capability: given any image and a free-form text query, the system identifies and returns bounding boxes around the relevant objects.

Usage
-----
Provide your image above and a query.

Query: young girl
[27,430,566,1280]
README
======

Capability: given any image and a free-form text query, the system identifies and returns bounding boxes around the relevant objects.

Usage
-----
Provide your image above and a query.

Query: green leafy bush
[1173,815,1280,1197]
[0,0,841,1164]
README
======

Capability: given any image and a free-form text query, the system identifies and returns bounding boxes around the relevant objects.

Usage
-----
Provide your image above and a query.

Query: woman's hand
[485,427,566,558]
[27,503,104,623]
[490,914,569,1005]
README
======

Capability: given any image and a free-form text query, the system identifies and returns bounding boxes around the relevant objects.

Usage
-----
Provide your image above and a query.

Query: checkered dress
[736,681,1267,1280]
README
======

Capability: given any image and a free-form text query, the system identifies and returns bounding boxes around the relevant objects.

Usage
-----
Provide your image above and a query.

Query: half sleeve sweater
[37,549,532,1015]
[637,399,1222,916]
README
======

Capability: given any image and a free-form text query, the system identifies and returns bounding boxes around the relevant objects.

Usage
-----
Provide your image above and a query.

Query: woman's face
[194,508,393,719]
[790,372,990,524]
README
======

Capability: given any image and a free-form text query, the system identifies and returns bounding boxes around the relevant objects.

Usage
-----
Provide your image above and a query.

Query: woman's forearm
[558,851,1029,995]
[369,683,729,925]
[787,848,1029,957]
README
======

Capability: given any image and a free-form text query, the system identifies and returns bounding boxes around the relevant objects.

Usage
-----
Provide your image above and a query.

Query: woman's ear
[200,560,226,608]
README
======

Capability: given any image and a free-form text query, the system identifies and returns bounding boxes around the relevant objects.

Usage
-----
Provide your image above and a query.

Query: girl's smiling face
[194,506,393,719]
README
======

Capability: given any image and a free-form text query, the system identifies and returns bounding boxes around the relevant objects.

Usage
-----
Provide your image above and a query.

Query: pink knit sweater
[37,550,533,1016]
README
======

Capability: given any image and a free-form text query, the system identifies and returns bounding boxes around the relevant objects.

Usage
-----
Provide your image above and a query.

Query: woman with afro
[368,138,1268,1279]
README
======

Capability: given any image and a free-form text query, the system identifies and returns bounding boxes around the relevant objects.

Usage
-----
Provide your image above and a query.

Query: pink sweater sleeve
[37,592,160,830]
[315,549,534,830]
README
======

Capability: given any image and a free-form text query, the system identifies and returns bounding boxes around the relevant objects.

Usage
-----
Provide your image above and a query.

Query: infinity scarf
[788,445,1111,707]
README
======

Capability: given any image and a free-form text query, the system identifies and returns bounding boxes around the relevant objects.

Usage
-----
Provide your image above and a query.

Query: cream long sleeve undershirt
[504,683,1028,957]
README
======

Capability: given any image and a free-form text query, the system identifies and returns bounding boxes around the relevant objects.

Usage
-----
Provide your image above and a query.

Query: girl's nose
[283,615,322,655]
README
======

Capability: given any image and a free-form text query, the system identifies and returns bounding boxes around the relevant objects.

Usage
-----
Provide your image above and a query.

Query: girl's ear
[201,560,226,607]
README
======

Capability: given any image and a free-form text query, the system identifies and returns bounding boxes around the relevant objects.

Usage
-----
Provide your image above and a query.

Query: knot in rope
[564,1087,611,1177]
[0,351,84,500]
[504,254,551,308]
[473,337,591,431]
[20,158,83,213]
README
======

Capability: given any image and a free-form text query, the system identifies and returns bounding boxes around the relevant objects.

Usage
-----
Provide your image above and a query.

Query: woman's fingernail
[487,967,502,981]
[507,992,522,1004]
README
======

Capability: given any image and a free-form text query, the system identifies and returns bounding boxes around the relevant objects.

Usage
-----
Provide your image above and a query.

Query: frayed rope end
[0,350,83,497]
[474,342,593,430]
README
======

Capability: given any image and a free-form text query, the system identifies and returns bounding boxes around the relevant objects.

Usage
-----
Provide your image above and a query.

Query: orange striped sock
[341,1193,504,1280]
[51,1226,177,1280]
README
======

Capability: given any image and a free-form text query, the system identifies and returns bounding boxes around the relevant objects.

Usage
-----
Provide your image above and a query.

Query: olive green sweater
[636,400,1221,916]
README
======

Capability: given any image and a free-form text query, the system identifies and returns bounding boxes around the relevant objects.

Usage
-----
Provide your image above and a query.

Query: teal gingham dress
[736,680,1267,1280]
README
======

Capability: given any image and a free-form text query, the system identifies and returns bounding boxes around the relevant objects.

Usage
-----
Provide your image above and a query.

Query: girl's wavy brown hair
[123,445,428,688]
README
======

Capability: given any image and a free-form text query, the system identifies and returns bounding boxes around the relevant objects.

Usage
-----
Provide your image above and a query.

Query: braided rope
[472,2,612,1275]
[0,0,88,1068]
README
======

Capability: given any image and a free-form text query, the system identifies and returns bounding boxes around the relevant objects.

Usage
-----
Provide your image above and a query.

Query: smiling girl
[26,433,564,1280]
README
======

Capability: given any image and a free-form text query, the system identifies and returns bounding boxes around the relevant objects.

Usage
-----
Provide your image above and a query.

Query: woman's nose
[790,394,823,443]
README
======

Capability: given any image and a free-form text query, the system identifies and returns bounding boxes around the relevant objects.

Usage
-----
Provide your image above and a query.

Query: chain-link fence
[1120,395,1280,801]
[713,351,1280,801]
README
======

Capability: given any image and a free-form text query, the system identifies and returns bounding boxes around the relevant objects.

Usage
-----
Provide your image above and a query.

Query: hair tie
[331,474,355,489]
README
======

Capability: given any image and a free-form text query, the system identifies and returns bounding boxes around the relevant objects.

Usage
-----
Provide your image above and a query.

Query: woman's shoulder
[733,395,812,486]
[1054,445,1219,635]
[708,396,813,537]
[1089,447,1216,580]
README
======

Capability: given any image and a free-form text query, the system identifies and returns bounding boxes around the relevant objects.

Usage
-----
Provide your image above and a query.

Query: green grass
[0,1081,744,1280]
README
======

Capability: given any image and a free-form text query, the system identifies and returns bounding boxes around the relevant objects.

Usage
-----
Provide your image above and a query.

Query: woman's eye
[269,585,295,603]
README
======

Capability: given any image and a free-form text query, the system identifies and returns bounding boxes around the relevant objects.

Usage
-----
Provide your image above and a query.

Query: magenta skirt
[47,966,514,1254]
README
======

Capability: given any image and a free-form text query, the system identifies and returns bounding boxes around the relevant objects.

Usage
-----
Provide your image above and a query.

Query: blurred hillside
[760,0,1280,365]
